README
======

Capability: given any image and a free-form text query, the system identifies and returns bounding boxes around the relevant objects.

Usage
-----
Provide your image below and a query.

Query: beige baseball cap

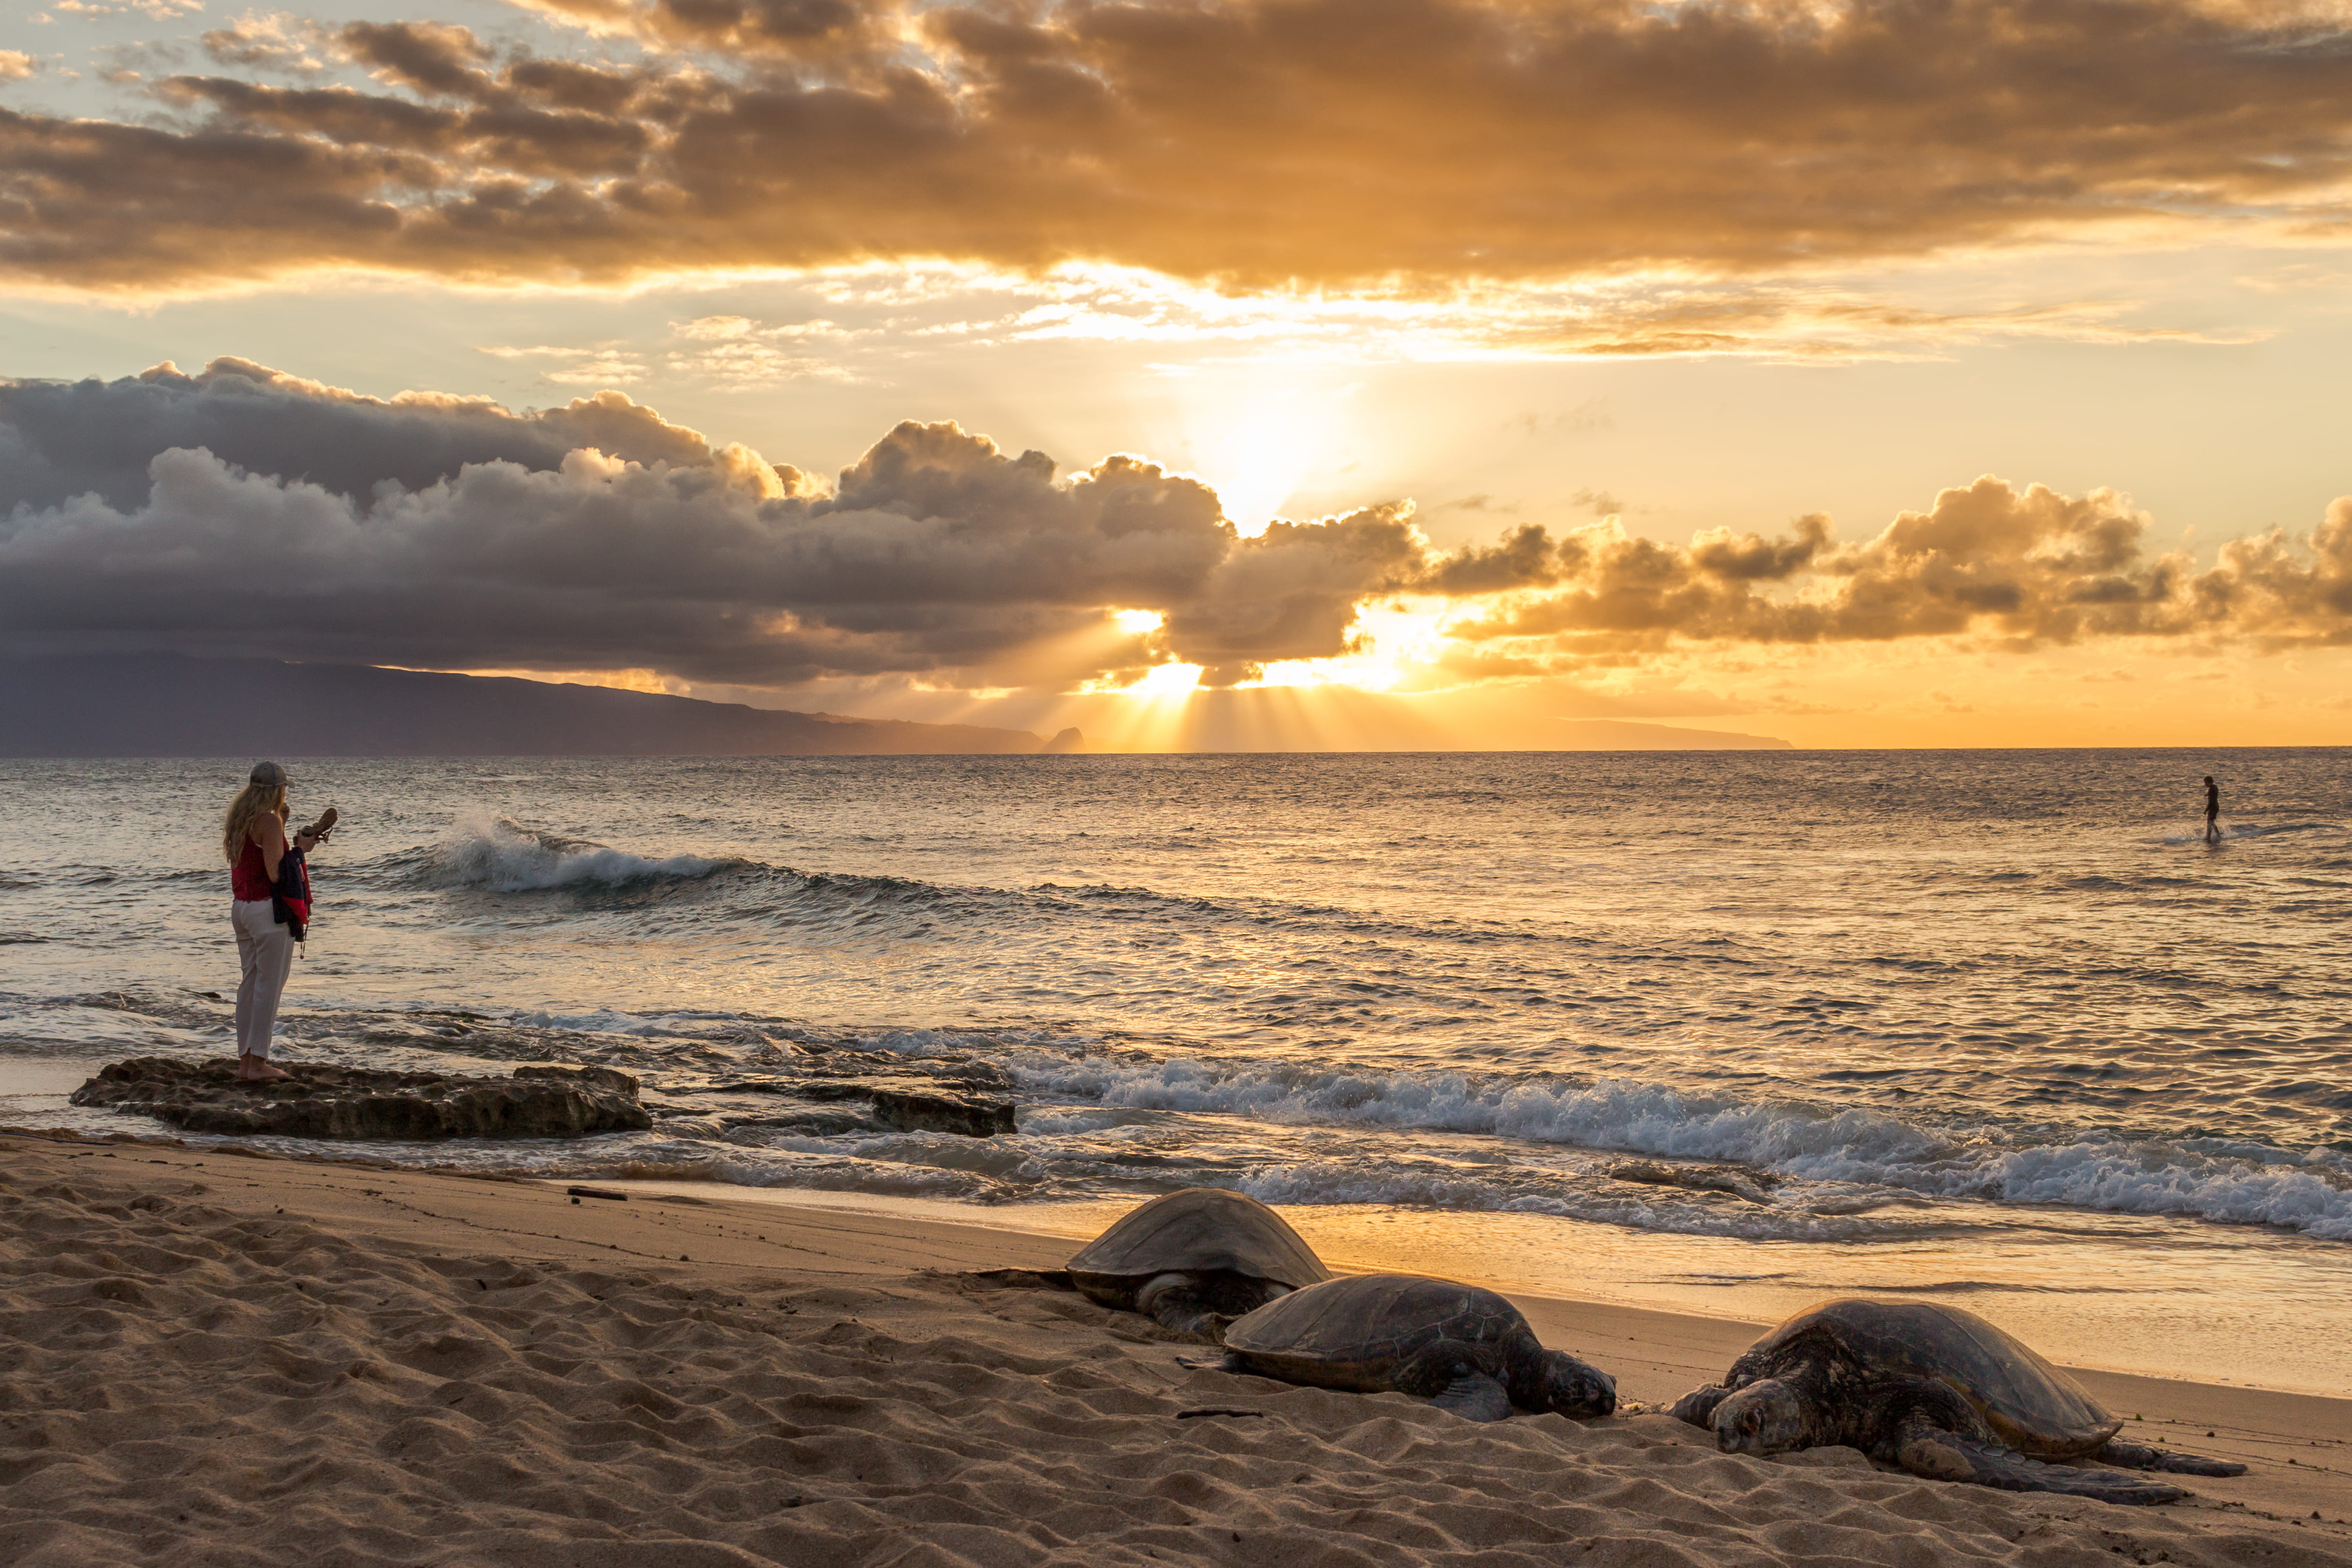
[249,760,290,787]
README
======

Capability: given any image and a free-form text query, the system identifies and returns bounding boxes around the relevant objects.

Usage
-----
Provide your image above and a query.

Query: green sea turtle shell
[1219,1273,1531,1391]
[1065,1189,1331,1301]
[1756,1299,2121,1455]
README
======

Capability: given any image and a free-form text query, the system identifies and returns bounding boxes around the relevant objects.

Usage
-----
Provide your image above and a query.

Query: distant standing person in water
[2203,774,2221,843]
[223,761,329,1082]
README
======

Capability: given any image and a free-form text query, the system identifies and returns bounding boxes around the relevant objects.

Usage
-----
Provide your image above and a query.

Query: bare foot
[234,1060,292,1082]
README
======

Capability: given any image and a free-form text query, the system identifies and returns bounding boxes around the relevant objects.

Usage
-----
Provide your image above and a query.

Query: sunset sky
[4,0,2351,748]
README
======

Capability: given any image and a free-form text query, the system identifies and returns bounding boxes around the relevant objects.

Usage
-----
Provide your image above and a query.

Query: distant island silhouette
[0,655,1791,755]
[0,655,1066,758]
[1548,721,1790,751]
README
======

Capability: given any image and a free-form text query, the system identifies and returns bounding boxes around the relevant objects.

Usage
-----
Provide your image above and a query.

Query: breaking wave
[1004,1051,2352,1241]
[417,817,728,892]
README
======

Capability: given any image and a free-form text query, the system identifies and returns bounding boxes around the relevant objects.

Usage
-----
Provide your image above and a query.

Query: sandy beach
[5,1129,2350,1568]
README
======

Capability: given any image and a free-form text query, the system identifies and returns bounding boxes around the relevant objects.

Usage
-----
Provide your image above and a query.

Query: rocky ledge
[676,1077,1019,1137]
[1608,1160,1781,1205]
[70,1058,655,1141]
[860,1084,1017,1137]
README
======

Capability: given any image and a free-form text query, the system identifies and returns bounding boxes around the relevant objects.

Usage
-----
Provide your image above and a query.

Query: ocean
[4,750,2348,1394]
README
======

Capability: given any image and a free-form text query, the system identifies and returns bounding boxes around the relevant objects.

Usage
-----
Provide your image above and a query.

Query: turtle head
[1534,1351,1617,1420]
[1711,1379,1805,1456]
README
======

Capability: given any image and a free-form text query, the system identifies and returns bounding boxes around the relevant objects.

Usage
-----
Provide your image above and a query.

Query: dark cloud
[1164,505,1428,685]
[3,364,2346,690]
[1421,522,1561,596]
[0,362,1242,684]
[340,20,493,96]
[0,435,1209,685]
[5,0,2352,289]
[0,358,794,513]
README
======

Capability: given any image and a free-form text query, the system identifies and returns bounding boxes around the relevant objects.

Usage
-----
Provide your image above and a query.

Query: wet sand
[4,1129,2350,1568]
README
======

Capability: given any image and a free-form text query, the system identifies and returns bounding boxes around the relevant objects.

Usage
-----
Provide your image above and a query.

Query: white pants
[232,899,293,1059]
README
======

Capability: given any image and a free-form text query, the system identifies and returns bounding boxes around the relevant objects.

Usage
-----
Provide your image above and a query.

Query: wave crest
[1014,1053,2352,1240]
[425,816,726,892]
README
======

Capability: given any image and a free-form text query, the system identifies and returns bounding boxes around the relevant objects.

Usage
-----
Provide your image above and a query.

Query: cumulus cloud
[3,361,2348,691]
[4,0,2352,291]
[0,358,802,512]
[1166,505,1430,686]
[0,438,1209,685]
[0,362,1238,684]
[1450,480,2352,655]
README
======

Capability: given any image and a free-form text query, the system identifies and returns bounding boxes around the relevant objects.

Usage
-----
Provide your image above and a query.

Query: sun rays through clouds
[6,0,2352,742]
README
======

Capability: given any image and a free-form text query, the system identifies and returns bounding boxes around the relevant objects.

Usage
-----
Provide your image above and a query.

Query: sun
[1181,378,1348,535]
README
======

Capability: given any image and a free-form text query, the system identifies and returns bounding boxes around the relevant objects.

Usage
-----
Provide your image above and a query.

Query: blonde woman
[223,760,326,1082]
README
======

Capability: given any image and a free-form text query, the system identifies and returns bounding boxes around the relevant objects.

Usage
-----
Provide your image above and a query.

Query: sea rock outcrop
[687,1074,1019,1137]
[1608,1160,1781,1205]
[70,1058,654,1140]
[868,1085,1018,1137]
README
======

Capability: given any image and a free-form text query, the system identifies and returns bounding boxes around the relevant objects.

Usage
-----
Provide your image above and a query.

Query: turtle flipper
[2094,1440,2246,1477]
[1430,1372,1513,1422]
[1670,1383,1731,1428]
[1896,1430,2188,1505]
[1136,1272,1223,1339]
[1176,1350,1249,1373]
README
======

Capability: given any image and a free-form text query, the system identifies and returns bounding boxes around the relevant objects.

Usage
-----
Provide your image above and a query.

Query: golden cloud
[1448,480,2352,655]
[5,0,2352,290]
[2,361,2347,692]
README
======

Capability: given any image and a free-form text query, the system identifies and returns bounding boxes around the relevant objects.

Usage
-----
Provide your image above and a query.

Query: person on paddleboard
[2203,775,2221,843]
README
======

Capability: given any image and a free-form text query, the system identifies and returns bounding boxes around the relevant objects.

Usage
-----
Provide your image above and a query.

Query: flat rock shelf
[68,1058,655,1140]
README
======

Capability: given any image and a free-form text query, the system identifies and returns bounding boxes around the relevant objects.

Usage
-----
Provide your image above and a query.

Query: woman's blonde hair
[222,782,288,863]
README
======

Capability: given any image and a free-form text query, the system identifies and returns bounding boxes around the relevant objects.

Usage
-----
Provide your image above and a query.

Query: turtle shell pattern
[1066,1188,1331,1297]
[1750,1299,2120,1456]
[1220,1273,1531,1392]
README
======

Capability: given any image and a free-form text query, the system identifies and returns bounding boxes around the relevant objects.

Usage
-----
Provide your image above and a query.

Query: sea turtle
[1066,1188,1332,1337]
[1669,1298,2246,1504]
[1188,1272,1617,1422]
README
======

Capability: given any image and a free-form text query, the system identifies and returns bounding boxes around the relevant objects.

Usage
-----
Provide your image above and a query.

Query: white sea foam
[429,816,720,892]
[509,1006,745,1036]
[1229,1161,1900,1241]
[423,992,2352,1242]
[1012,1053,2352,1240]
[754,1129,1046,1181]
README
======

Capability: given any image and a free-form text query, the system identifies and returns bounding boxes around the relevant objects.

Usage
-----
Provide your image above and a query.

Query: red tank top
[232,836,273,901]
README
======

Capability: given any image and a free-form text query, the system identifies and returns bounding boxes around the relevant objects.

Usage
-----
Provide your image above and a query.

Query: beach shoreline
[11,752,2352,1423]
[7,1129,2350,1568]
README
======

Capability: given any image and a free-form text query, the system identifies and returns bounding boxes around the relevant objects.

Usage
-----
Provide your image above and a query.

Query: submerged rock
[868,1085,1018,1137]
[69,1057,654,1141]
[1608,1160,1780,1205]
[690,1073,1018,1137]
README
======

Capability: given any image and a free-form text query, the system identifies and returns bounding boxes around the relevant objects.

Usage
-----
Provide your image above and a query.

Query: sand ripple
[3,1150,2348,1568]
